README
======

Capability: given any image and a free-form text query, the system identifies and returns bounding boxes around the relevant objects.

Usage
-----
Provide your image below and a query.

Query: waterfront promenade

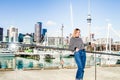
[0,66,120,80]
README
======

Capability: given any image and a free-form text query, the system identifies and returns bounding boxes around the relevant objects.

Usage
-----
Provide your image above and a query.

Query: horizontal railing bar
[21,45,120,56]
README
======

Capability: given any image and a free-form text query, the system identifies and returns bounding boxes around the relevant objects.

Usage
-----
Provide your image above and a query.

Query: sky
[0,0,120,40]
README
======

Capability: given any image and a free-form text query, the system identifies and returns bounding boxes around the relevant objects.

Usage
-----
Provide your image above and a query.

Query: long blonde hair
[72,28,80,38]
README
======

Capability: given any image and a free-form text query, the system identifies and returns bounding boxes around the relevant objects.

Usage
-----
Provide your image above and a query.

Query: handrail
[31,45,120,56]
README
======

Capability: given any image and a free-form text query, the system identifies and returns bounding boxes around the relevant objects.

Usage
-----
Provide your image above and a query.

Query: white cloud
[46,20,57,27]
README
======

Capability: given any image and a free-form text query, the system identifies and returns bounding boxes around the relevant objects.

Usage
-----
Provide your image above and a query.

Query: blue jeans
[74,49,86,80]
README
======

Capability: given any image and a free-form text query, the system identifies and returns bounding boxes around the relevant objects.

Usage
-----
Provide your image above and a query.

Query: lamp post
[60,24,64,68]
[61,24,64,48]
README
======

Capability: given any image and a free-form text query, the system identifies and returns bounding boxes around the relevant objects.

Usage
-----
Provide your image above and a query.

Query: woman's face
[75,30,80,37]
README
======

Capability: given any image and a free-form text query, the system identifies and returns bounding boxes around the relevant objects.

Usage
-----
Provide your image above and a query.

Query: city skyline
[0,0,120,40]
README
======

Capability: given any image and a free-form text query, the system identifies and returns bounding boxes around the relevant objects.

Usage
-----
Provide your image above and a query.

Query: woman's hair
[72,28,80,37]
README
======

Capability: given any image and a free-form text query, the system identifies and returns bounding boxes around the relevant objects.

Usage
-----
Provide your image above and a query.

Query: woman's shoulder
[70,37,81,40]
[71,37,81,38]
[70,37,76,40]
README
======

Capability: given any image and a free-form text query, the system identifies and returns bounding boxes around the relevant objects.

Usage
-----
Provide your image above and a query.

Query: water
[0,54,76,70]
[1,52,118,70]
[0,56,15,69]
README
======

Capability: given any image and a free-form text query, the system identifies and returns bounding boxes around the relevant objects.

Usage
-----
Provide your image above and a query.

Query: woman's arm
[69,38,75,51]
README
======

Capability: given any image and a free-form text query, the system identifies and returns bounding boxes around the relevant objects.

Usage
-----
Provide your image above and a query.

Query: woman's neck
[75,36,79,38]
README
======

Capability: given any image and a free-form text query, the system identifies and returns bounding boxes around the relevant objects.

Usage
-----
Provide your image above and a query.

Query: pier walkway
[0,66,120,80]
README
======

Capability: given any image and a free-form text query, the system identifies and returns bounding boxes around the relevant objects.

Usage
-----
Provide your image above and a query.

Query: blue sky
[0,0,120,40]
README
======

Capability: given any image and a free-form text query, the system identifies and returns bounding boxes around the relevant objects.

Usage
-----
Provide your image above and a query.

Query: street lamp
[61,24,64,48]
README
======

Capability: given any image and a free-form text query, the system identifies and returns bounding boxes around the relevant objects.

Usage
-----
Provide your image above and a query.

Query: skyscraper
[18,33,25,42]
[0,27,3,41]
[8,26,18,42]
[34,22,42,43]
[41,28,47,36]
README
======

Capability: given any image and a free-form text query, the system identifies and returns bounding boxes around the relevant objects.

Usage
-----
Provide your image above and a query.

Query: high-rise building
[42,28,47,36]
[18,33,25,42]
[0,27,3,41]
[30,33,34,42]
[34,22,42,43]
[8,26,18,42]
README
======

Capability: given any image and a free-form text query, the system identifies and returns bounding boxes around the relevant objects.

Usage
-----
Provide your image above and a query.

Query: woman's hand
[75,47,79,52]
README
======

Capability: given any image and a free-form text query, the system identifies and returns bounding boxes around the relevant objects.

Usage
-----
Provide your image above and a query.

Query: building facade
[34,22,42,43]
[23,35,33,44]
[41,28,47,36]
[47,37,64,47]
[0,27,3,42]
[7,26,18,42]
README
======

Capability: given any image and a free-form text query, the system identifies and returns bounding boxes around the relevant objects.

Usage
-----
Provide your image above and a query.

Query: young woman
[69,28,88,80]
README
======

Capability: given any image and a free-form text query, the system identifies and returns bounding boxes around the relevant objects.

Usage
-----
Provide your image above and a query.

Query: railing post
[94,46,97,80]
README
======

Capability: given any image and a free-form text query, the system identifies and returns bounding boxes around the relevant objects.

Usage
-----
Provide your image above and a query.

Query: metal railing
[0,47,120,80]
